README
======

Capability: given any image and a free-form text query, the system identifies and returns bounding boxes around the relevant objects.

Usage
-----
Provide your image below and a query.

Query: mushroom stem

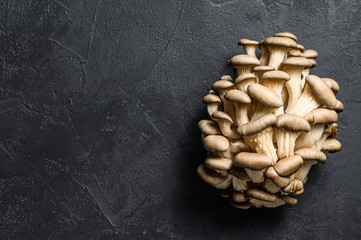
[268,46,288,70]
[275,128,301,158]
[295,124,324,149]
[244,168,265,183]
[232,176,248,191]
[283,67,303,111]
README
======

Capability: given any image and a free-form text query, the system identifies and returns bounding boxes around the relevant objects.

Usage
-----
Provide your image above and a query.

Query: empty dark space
[0,0,360,239]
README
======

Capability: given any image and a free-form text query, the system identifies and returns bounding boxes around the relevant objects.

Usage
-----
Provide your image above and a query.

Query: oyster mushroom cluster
[198,32,343,209]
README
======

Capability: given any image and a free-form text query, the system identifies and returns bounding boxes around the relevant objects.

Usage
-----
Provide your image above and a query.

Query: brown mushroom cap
[274,155,304,177]
[264,167,291,188]
[248,84,283,108]
[276,113,311,132]
[281,57,313,68]
[203,135,230,152]
[309,59,317,68]
[283,179,303,193]
[234,152,272,170]
[304,108,338,124]
[261,70,290,82]
[321,78,339,94]
[253,65,275,73]
[303,49,318,59]
[264,37,297,48]
[279,195,298,205]
[232,191,248,203]
[197,164,229,185]
[229,166,252,181]
[212,110,233,123]
[238,114,276,136]
[288,50,303,57]
[295,44,305,51]
[273,32,298,41]
[295,148,327,163]
[324,123,338,138]
[230,54,260,66]
[335,100,344,113]
[322,138,342,152]
[220,75,233,81]
[205,157,233,171]
[238,38,259,46]
[219,187,233,198]
[203,93,222,104]
[234,73,256,88]
[212,80,234,92]
[225,89,252,104]
[306,75,337,109]
[230,200,251,209]
[247,188,277,202]
[209,89,216,94]
[198,120,221,135]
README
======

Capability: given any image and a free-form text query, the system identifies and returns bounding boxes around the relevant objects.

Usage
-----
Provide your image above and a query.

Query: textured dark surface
[0,0,360,239]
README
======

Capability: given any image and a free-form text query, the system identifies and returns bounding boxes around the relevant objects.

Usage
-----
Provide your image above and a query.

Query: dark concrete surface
[0,0,360,239]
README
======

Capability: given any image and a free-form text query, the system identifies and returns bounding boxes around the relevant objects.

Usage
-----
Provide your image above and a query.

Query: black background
[1,0,361,239]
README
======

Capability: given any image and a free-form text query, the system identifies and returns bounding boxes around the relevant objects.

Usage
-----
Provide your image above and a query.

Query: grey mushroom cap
[273,32,298,41]
[225,89,252,104]
[322,138,342,152]
[276,113,311,132]
[248,84,283,108]
[203,135,230,152]
[274,155,304,177]
[304,108,338,124]
[234,152,272,170]
[230,54,260,66]
[198,120,221,135]
[238,114,276,136]
[295,148,327,163]
[306,75,337,109]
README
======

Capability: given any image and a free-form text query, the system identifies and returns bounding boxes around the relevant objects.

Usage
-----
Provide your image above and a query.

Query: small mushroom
[281,57,313,111]
[230,200,251,209]
[301,59,317,88]
[212,111,240,139]
[335,100,344,113]
[204,156,233,172]
[238,39,259,57]
[258,39,270,66]
[287,75,337,116]
[213,80,236,122]
[197,164,230,189]
[232,191,248,203]
[274,155,304,177]
[283,179,304,194]
[234,73,257,93]
[230,54,260,76]
[203,135,230,153]
[321,78,339,95]
[275,113,310,158]
[234,152,272,183]
[264,37,298,70]
[203,93,222,118]
[247,188,278,208]
[274,32,298,41]
[253,65,275,83]
[264,167,292,188]
[294,148,327,182]
[220,75,233,81]
[225,89,252,127]
[321,138,342,152]
[198,120,221,135]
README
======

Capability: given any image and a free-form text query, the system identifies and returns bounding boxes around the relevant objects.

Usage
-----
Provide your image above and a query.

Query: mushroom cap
[238,38,259,46]
[229,166,252,181]
[309,59,317,68]
[209,89,216,94]
[264,167,291,188]
[230,54,260,66]
[295,148,327,163]
[276,113,311,132]
[281,57,313,68]
[220,75,233,81]
[273,32,298,41]
[322,138,342,152]
[212,111,233,123]
[304,108,338,124]
[232,191,249,203]
[280,195,298,205]
[197,164,229,185]
[283,179,303,193]
[295,44,305,51]
[230,200,251,209]
[238,114,276,136]
[303,49,318,59]
[203,93,222,104]
[261,70,290,82]
[198,120,221,135]
[288,50,303,57]
[253,65,275,73]
[248,84,283,108]
[324,123,338,138]
[306,75,337,109]
[335,100,344,113]
[264,37,297,48]
[230,139,252,152]
[274,155,304,177]
[205,157,233,171]
[219,187,233,198]
[234,152,272,170]
[321,78,339,94]
[212,80,234,91]
[225,89,252,104]
[247,188,277,202]
[203,135,230,152]
[234,73,256,87]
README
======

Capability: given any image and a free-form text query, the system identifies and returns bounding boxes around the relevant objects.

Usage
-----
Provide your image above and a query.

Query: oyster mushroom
[197,164,231,189]
[198,119,221,141]
[238,39,259,57]
[225,89,252,127]
[281,57,313,111]
[264,167,291,188]
[264,37,298,69]
[321,78,339,95]
[229,166,251,192]
[232,191,248,203]
[212,80,236,122]
[234,73,257,93]
[203,93,222,118]
[286,75,337,116]
[204,156,233,176]
[212,111,240,139]
[258,40,270,66]
[274,155,304,177]
[322,138,342,153]
[253,65,274,83]
[230,54,260,76]
[220,75,233,81]
[275,113,310,158]
[274,32,298,42]
[294,148,326,182]
[246,188,280,208]
[234,152,272,183]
